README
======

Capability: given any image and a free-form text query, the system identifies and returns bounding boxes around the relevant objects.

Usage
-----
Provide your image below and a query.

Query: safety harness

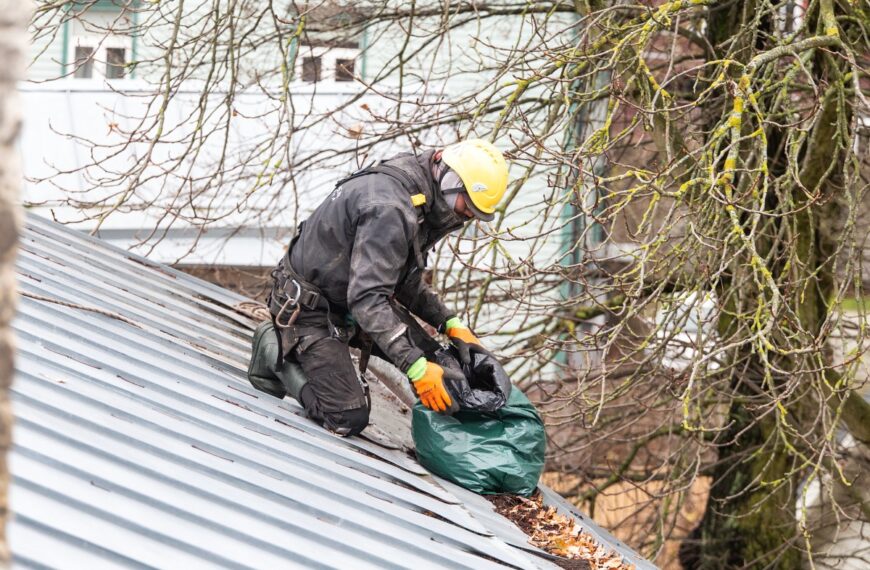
[267,161,430,372]
[333,162,430,268]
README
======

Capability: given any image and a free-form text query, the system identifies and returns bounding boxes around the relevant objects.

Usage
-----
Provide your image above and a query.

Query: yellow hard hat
[441,139,509,218]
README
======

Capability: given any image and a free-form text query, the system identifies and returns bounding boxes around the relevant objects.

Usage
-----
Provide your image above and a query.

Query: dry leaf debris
[488,493,634,570]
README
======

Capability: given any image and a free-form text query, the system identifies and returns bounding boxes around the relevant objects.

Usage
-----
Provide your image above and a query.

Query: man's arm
[394,268,454,330]
[346,205,425,372]
[395,263,490,366]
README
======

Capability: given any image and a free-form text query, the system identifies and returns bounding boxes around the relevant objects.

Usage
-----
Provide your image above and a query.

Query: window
[302,56,322,82]
[67,8,134,81]
[73,46,95,78]
[71,42,127,80]
[293,41,361,86]
[335,58,355,82]
[106,47,126,79]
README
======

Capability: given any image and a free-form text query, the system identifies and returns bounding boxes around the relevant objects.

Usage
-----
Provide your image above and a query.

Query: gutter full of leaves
[488,493,634,570]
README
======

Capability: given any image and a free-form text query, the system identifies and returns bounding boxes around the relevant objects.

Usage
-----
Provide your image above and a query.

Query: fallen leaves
[488,493,634,570]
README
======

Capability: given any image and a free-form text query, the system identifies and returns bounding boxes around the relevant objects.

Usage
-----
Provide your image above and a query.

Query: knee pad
[323,406,370,437]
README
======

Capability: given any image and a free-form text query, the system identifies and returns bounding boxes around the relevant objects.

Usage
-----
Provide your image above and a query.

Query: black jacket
[289,150,466,371]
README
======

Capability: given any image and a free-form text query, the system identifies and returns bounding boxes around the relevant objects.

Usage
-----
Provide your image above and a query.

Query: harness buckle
[275,279,303,328]
[282,278,302,300]
[300,290,320,310]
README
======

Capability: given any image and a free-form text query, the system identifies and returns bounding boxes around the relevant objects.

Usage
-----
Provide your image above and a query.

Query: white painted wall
[22,2,566,271]
[19,80,391,265]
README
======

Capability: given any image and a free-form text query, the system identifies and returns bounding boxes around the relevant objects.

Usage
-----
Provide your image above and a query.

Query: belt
[269,256,332,327]
[268,222,350,330]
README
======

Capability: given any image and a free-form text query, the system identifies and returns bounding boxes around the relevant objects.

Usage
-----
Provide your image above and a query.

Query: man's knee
[298,383,370,437]
[322,405,370,437]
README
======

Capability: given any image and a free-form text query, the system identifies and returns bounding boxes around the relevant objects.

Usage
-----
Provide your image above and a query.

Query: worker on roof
[247,139,510,436]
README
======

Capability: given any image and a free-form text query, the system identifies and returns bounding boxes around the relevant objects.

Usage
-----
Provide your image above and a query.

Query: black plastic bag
[434,346,511,413]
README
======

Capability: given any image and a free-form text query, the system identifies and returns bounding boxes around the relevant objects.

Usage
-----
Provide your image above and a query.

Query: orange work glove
[407,358,453,413]
[445,317,486,365]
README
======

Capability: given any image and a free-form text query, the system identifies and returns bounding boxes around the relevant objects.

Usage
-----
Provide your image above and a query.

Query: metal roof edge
[538,484,659,570]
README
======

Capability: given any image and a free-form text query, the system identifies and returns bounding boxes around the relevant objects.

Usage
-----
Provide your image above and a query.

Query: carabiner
[275,279,303,328]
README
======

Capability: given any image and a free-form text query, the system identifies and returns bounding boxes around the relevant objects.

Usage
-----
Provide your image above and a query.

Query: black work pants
[287,302,440,436]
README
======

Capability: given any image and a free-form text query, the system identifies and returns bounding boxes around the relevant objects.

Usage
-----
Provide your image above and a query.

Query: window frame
[69,33,131,80]
[63,3,137,80]
[293,42,360,86]
[335,58,355,82]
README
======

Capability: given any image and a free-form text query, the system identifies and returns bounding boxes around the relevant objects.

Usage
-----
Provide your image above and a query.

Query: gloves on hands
[407,358,457,413]
[445,317,488,365]
[405,318,488,413]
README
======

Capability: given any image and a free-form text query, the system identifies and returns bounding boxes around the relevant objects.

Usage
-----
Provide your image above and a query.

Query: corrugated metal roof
[11,213,655,569]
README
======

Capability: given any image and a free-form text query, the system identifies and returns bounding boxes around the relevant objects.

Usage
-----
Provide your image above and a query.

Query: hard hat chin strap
[438,168,466,195]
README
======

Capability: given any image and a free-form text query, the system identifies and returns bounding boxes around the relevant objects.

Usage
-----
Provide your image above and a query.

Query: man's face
[438,166,476,220]
[453,192,476,219]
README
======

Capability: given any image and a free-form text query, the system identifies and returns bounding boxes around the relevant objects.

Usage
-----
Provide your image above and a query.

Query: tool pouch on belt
[247,321,314,402]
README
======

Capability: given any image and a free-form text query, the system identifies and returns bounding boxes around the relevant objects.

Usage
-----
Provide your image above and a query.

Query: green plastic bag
[412,387,546,496]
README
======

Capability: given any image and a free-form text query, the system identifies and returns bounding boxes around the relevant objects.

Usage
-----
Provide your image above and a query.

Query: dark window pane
[106,48,126,79]
[73,46,94,79]
[302,56,321,83]
[336,58,354,82]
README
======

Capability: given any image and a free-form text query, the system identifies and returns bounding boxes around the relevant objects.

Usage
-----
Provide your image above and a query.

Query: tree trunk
[0,0,32,563]
[687,22,857,564]
[682,4,853,567]
[682,403,802,569]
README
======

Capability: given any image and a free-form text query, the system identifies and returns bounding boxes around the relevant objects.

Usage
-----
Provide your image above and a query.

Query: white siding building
[23,1,566,269]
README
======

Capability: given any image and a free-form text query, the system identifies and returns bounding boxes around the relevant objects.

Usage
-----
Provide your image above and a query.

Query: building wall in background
[21,2,564,272]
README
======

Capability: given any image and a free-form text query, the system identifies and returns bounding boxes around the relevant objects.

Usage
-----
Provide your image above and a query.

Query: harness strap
[334,163,430,269]
[270,256,341,334]
[271,314,282,371]
[336,162,430,214]
[268,221,346,365]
